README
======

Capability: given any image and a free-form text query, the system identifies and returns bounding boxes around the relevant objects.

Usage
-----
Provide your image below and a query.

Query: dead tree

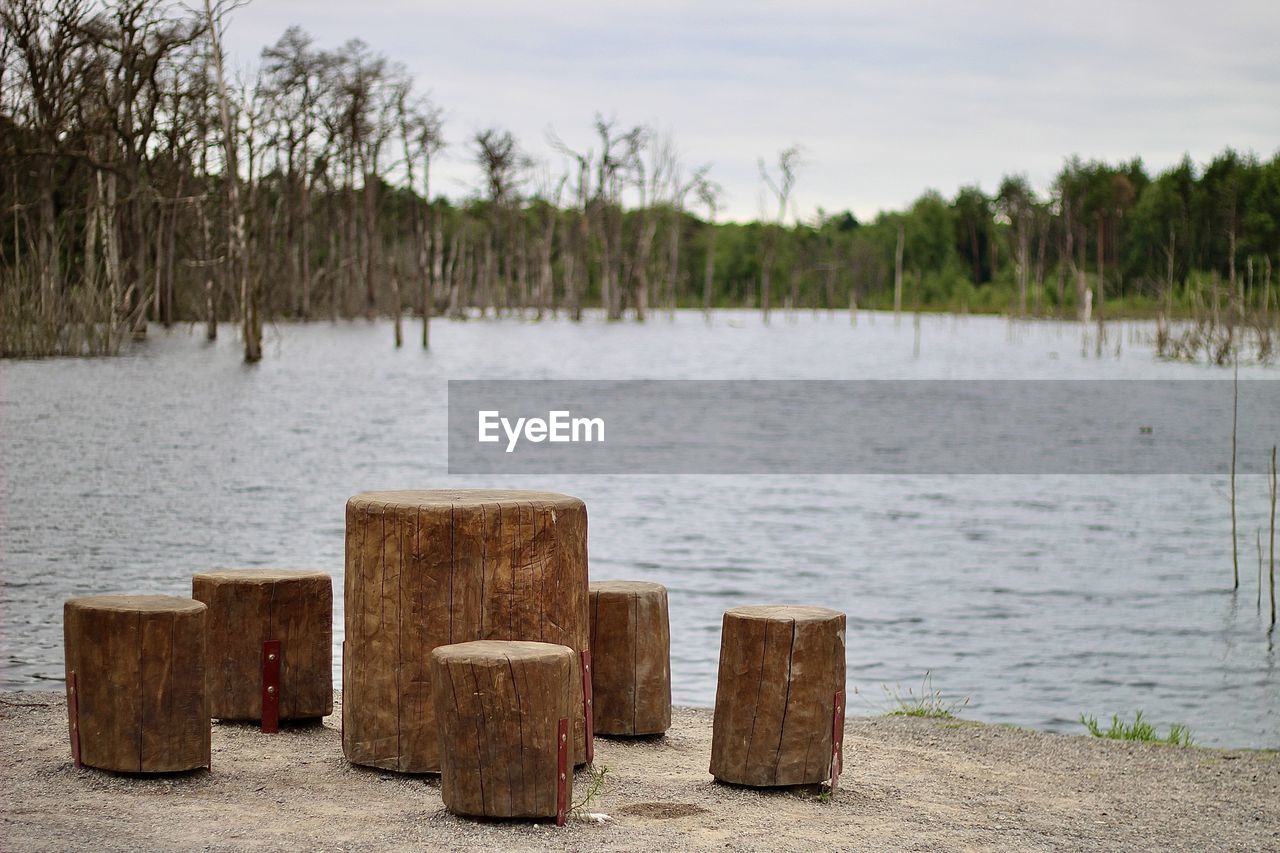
[759,146,801,324]
[203,0,259,361]
[395,89,443,347]
[697,176,723,318]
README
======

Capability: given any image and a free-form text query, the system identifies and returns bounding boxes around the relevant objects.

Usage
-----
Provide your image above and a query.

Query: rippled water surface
[2,311,1277,747]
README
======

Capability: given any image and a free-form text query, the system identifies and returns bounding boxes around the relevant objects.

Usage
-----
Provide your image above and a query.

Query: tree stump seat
[589,580,671,736]
[343,489,591,773]
[709,605,846,788]
[63,595,210,773]
[192,568,333,730]
[432,640,576,823]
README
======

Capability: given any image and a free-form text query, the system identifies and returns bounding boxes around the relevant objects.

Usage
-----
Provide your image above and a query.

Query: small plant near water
[1079,711,1194,746]
[881,671,970,719]
[571,763,609,819]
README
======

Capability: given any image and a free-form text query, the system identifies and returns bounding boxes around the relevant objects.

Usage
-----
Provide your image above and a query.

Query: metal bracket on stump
[68,670,82,768]
[556,716,570,826]
[580,649,594,765]
[261,640,281,734]
[831,689,846,794]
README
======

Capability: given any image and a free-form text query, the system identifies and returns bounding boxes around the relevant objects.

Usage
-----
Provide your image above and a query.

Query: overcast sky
[224,0,1280,223]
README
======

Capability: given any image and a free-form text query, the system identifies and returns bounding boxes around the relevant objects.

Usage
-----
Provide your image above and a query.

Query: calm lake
[2,310,1277,747]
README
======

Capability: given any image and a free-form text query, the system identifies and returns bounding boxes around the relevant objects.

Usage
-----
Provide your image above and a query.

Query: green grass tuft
[882,671,970,720]
[1079,711,1194,746]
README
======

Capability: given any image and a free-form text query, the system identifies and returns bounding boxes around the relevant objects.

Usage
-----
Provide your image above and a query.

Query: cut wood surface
[192,569,332,721]
[343,489,589,772]
[62,595,210,773]
[431,640,574,820]
[709,605,845,787]
[589,580,671,735]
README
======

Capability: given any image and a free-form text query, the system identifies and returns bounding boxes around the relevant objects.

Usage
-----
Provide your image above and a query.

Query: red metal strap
[580,649,594,764]
[556,716,569,826]
[831,689,846,793]
[261,640,281,734]
[68,670,82,768]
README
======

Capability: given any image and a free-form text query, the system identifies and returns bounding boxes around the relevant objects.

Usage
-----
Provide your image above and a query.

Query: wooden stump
[191,569,333,726]
[589,580,671,736]
[343,489,590,772]
[709,605,846,787]
[63,595,210,773]
[432,640,575,821]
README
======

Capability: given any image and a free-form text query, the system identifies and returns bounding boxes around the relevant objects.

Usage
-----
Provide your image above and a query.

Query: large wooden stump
[709,605,846,787]
[589,580,671,735]
[343,489,590,772]
[192,569,333,727]
[432,641,575,822]
[63,595,210,773]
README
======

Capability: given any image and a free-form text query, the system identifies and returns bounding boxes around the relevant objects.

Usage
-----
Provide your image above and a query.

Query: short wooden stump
[63,595,210,773]
[710,605,846,787]
[589,580,671,736]
[432,641,575,822]
[343,489,590,772]
[192,569,333,727]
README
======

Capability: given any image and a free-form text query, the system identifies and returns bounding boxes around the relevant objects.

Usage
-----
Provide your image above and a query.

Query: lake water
[2,310,1277,747]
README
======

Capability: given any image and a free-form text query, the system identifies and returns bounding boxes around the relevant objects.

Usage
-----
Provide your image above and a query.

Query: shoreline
[2,691,1276,851]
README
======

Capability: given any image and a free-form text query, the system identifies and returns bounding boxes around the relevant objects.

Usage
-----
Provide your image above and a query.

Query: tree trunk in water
[703,220,717,318]
[893,223,905,323]
[363,172,379,319]
[761,226,774,324]
[204,0,259,362]
[38,171,58,323]
[391,257,403,348]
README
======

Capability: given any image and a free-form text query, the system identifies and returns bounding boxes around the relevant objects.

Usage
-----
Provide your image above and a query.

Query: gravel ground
[1,692,1276,851]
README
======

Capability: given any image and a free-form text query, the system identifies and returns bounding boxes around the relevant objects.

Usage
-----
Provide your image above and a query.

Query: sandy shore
[1,692,1276,851]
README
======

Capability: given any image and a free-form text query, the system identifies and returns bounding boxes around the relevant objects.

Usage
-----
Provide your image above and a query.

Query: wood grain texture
[343,490,589,772]
[589,580,671,735]
[709,605,845,787]
[431,640,574,819]
[63,595,210,773]
[192,569,333,721]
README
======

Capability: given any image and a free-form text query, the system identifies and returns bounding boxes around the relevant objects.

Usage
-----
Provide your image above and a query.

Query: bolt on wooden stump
[431,640,575,822]
[63,595,210,773]
[191,569,333,730]
[589,580,672,736]
[343,490,590,772]
[709,605,846,788]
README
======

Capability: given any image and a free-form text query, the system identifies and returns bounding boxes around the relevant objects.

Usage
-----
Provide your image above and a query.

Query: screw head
[266,686,276,695]
[560,733,567,743]
[560,772,566,781]
[268,653,277,661]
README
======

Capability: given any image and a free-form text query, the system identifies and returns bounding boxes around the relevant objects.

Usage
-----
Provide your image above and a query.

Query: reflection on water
[1,311,1276,747]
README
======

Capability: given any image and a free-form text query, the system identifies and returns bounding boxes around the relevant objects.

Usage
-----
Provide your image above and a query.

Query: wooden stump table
[63,595,210,773]
[589,580,671,736]
[432,641,575,823]
[343,489,590,772]
[709,605,846,788]
[192,569,333,730]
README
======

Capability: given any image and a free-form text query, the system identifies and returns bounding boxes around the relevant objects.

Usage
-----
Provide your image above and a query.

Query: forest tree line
[2,0,1279,359]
